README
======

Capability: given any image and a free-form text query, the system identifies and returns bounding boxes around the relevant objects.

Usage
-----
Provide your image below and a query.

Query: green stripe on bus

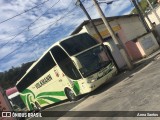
[73,81,80,95]
[26,94,32,110]
[22,89,35,98]
[37,98,50,105]
[36,91,65,98]
[20,89,36,110]
[20,94,31,110]
[20,94,27,105]
[40,96,61,103]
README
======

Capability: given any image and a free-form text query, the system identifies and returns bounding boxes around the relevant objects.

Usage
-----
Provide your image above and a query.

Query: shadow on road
[90,52,159,96]
[27,51,160,120]
[27,94,89,120]
[44,94,89,111]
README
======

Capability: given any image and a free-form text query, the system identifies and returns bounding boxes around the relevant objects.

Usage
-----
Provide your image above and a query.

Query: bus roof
[8,92,19,99]
[6,87,18,96]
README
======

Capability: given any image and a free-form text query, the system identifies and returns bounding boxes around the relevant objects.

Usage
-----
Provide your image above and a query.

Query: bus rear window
[60,33,98,56]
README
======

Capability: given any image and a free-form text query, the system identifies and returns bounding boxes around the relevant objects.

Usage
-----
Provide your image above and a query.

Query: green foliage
[0,61,34,90]
[131,0,158,14]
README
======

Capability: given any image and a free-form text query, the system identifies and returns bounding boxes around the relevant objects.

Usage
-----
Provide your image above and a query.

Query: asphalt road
[29,53,160,120]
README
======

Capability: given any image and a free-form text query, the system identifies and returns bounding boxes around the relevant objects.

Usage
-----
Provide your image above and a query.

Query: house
[145,4,160,26]
[71,14,159,69]
[145,4,160,41]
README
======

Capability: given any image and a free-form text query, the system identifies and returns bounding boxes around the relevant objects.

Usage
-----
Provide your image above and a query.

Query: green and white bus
[16,33,117,111]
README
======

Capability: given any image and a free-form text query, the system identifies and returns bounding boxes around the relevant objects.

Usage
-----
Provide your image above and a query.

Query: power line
[0,0,60,49]
[0,0,86,48]
[0,0,50,25]
[23,7,83,30]
[0,0,74,41]
[27,0,60,29]
[0,0,87,42]
[0,26,52,62]
[0,6,77,62]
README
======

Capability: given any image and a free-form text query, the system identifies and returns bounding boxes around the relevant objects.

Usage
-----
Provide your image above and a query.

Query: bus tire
[35,102,42,112]
[65,88,77,101]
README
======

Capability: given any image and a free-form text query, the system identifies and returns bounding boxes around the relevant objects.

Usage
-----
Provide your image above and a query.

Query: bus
[6,87,26,111]
[16,33,117,111]
[0,86,16,120]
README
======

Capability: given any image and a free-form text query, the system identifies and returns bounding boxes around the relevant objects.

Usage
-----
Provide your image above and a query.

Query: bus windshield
[76,45,111,77]
[60,33,98,56]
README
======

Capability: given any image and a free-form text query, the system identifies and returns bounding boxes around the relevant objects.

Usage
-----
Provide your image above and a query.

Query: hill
[0,61,34,90]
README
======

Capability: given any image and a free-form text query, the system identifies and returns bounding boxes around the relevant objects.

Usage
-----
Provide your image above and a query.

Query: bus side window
[36,53,56,77]
[17,53,56,92]
[50,46,81,80]
[17,68,38,92]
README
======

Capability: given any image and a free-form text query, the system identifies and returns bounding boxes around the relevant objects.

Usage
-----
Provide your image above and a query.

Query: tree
[131,0,158,14]
[0,61,34,90]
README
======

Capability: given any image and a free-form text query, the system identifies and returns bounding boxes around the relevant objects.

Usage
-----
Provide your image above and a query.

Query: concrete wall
[78,26,88,34]
[117,16,147,42]
[75,15,154,63]
[145,5,160,26]
[103,39,126,69]
[80,16,147,43]
[85,20,120,42]
[137,32,159,56]
[125,41,143,61]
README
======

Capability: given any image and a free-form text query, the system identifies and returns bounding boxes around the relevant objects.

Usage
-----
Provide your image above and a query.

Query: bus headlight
[87,79,96,83]
[87,79,91,83]
[87,75,95,83]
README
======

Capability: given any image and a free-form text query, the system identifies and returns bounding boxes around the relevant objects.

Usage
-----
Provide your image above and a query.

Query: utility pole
[136,0,154,29]
[76,0,103,43]
[76,0,120,70]
[132,0,150,32]
[91,0,133,70]
[146,0,160,23]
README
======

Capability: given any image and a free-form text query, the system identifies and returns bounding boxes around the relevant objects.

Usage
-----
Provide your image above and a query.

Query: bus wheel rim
[68,90,75,100]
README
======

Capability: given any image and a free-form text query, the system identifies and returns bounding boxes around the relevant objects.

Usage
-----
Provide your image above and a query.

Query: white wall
[79,16,147,43]
[138,32,159,56]
[86,21,118,36]
[78,26,88,34]
[117,16,147,42]
[145,5,160,26]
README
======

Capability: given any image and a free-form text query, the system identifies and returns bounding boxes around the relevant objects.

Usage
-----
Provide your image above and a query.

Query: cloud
[0,0,133,72]
[103,0,134,16]
[0,44,18,59]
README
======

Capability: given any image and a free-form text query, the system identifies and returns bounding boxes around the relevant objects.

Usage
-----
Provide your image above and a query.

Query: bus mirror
[71,57,82,68]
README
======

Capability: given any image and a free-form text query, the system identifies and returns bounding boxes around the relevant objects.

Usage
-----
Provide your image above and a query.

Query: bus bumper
[80,67,117,94]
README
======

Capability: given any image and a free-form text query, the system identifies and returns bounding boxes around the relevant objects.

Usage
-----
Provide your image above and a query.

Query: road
[30,53,160,120]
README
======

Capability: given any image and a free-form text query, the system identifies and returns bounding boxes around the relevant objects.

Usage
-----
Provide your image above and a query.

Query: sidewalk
[107,48,160,91]
[133,49,160,66]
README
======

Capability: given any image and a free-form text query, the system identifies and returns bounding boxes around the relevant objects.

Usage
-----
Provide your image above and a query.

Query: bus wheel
[65,88,77,101]
[35,102,42,112]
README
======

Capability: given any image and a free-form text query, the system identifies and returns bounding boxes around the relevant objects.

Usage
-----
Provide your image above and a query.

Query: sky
[0,0,134,72]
